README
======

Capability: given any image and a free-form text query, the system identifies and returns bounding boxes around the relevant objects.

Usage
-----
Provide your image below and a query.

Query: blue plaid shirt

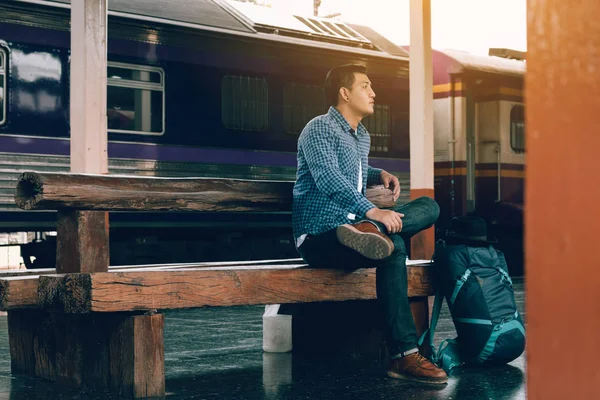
[292,106,382,243]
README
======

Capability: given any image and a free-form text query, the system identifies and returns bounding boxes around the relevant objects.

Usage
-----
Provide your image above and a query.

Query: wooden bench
[1,171,436,398]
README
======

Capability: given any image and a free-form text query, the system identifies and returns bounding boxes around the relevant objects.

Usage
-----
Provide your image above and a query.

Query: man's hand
[380,170,400,202]
[365,208,404,234]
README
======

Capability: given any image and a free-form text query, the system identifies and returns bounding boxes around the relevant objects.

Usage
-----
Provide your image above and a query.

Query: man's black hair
[324,64,368,106]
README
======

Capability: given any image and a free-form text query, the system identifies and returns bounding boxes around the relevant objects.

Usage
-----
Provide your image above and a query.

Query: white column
[409,0,433,194]
[70,0,108,174]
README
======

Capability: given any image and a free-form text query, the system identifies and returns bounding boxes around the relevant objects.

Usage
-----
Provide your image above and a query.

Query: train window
[362,104,391,153]
[0,48,5,125]
[221,76,268,131]
[107,62,165,135]
[510,105,525,153]
[283,82,327,135]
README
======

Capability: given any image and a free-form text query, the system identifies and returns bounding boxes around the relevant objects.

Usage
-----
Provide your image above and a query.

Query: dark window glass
[510,105,525,153]
[108,67,161,83]
[221,76,269,131]
[283,82,327,135]
[107,63,164,135]
[107,87,163,133]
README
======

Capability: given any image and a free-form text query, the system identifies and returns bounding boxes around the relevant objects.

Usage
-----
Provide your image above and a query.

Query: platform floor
[0,279,526,400]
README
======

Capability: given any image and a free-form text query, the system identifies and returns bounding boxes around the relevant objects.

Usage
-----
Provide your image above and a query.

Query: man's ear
[339,87,349,102]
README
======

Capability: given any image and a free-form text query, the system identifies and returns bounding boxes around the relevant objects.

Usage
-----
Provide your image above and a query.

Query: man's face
[344,73,376,117]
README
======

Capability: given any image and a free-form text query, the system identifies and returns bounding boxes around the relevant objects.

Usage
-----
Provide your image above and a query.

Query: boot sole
[387,370,448,385]
[336,225,394,260]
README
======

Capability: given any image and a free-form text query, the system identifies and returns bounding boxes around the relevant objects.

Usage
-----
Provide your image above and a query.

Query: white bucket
[262,305,292,353]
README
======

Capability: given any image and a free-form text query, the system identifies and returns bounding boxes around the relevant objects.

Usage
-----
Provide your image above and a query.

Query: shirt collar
[327,106,367,136]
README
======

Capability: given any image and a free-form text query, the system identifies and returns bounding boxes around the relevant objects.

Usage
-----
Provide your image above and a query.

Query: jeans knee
[416,197,440,225]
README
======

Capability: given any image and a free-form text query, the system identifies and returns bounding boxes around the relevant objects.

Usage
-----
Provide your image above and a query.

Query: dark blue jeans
[297,196,440,356]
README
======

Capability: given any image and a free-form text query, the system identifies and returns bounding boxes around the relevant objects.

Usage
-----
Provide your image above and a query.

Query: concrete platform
[0,279,525,399]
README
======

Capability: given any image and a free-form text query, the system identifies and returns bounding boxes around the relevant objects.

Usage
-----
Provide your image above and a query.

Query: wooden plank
[0,257,306,277]
[0,268,54,278]
[40,265,434,313]
[14,172,396,212]
[6,260,433,310]
[0,276,39,310]
[56,210,109,273]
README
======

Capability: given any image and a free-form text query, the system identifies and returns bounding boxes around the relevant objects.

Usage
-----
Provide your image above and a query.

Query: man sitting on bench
[292,64,447,385]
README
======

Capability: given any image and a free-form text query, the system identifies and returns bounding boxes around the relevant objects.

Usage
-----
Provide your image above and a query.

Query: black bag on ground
[419,216,526,373]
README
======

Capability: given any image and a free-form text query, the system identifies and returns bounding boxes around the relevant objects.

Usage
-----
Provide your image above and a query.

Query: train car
[0,0,412,267]
[430,48,526,274]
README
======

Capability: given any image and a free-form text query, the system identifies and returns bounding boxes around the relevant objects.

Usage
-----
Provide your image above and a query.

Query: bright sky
[268,0,527,55]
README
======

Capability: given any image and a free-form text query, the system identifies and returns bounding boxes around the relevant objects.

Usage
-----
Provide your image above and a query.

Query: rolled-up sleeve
[367,166,383,186]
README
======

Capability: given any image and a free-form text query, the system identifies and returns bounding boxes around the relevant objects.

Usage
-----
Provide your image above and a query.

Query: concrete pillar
[70,0,108,174]
[527,1,600,398]
[409,0,434,259]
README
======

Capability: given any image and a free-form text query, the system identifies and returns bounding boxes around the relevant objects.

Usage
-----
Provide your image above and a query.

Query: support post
[65,0,109,273]
[8,310,165,398]
[527,1,600,398]
[70,0,108,174]
[56,210,109,273]
[409,0,434,332]
[409,0,435,261]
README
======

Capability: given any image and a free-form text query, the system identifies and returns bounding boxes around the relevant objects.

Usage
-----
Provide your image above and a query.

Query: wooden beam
[0,276,39,310]
[39,265,435,313]
[8,310,165,398]
[109,313,165,398]
[56,210,109,273]
[0,257,305,278]
[14,172,397,212]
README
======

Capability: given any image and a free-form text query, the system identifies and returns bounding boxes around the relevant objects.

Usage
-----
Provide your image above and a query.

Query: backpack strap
[488,246,513,286]
[417,292,444,362]
[450,269,472,305]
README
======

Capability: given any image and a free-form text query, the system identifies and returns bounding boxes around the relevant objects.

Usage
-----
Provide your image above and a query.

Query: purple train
[0,0,525,273]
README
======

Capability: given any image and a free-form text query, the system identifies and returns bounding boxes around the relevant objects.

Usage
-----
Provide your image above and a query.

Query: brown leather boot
[387,353,448,385]
[336,221,394,260]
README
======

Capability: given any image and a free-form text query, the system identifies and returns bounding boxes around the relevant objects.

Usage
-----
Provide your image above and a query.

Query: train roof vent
[293,16,371,43]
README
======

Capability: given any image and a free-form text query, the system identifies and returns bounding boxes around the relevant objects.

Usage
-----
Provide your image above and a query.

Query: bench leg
[280,297,430,362]
[7,309,165,398]
[280,300,387,361]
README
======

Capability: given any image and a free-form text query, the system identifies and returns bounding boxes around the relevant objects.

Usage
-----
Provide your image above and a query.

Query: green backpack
[419,233,526,373]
